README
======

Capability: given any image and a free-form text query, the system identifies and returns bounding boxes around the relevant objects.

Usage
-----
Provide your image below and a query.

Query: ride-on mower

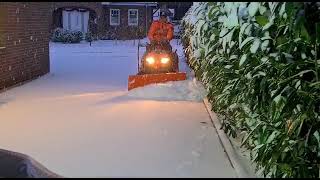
[128,41,187,90]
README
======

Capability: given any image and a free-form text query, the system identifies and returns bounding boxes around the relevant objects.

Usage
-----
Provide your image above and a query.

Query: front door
[62,10,89,33]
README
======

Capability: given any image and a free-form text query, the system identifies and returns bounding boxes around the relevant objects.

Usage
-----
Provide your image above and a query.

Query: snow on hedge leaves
[248,2,260,17]
[250,38,261,53]
[182,2,286,70]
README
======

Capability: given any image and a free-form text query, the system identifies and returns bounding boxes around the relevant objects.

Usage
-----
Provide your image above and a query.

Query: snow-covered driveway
[0,40,236,177]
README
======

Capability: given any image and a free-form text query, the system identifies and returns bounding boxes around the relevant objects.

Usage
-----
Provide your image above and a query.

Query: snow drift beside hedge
[127,78,207,102]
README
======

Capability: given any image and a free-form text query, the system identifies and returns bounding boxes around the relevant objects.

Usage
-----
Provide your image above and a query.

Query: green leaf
[240,37,255,49]
[241,121,262,147]
[314,131,320,143]
[253,71,266,78]
[266,131,278,144]
[310,82,320,87]
[316,23,320,45]
[208,6,219,19]
[297,115,305,135]
[253,144,265,151]
[259,5,267,15]
[300,24,310,41]
[250,39,261,53]
[248,2,260,17]
[239,54,247,67]
[207,2,216,7]
[256,16,269,26]
[276,36,287,47]
[279,2,286,16]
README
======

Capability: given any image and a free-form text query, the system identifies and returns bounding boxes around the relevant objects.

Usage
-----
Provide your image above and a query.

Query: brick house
[0,2,190,90]
[0,2,158,90]
[102,2,157,40]
[51,2,158,40]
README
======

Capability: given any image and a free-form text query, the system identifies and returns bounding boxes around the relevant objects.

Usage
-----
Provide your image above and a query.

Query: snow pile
[127,78,207,102]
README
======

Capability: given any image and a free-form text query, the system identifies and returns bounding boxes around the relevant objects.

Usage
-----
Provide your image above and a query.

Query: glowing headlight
[146,57,155,64]
[161,57,170,64]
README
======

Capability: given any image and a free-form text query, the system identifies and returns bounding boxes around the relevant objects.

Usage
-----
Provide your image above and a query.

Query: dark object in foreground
[0,149,62,178]
[128,41,187,90]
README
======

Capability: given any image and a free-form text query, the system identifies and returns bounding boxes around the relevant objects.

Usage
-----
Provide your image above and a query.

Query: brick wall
[0,2,51,90]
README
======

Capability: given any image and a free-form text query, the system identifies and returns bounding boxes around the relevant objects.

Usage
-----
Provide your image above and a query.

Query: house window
[128,9,138,26]
[110,9,120,26]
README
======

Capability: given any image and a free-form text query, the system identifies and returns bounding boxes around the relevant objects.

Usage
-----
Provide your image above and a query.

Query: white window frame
[128,9,138,26]
[110,9,120,26]
[67,11,71,30]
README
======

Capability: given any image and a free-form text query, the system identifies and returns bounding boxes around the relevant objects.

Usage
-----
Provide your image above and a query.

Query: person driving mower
[127,9,186,91]
[147,10,174,52]
[138,11,178,75]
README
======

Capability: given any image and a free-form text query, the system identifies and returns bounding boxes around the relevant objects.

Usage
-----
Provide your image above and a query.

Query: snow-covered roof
[102,2,157,7]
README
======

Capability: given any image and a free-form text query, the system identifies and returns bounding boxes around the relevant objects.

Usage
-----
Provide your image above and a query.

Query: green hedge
[51,28,83,43]
[181,2,320,178]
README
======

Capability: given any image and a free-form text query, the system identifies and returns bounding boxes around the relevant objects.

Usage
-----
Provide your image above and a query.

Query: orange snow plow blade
[128,72,187,91]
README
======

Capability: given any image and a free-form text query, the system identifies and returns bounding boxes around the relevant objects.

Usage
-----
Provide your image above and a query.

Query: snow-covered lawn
[0,39,236,177]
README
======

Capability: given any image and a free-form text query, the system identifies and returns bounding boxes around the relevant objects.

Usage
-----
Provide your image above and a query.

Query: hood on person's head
[159,11,168,22]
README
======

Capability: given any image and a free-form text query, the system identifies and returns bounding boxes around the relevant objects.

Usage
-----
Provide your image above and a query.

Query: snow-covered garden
[0,39,237,177]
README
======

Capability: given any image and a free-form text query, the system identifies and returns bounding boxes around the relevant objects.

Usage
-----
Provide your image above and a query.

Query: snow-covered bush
[182,2,320,178]
[51,28,83,43]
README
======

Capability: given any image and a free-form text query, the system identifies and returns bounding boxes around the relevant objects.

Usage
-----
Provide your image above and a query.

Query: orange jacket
[148,20,174,42]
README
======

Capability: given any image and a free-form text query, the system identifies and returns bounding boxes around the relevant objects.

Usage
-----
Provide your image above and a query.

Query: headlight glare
[146,57,155,64]
[161,57,170,64]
